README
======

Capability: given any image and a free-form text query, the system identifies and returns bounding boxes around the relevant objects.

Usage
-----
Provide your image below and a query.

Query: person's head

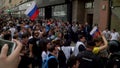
[105,27,109,31]
[85,22,88,26]
[52,39,62,47]
[48,29,55,36]
[39,39,51,52]
[78,35,86,43]
[32,30,39,38]
[48,45,58,56]
[21,33,29,42]
[112,28,116,33]
[3,31,11,41]
[108,40,120,53]
[34,24,40,30]
[13,31,19,39]
[67,56,80,68]
[57,32,64,39]
[86,40,96,50]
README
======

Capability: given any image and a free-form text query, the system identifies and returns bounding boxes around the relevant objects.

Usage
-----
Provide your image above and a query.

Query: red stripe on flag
[93,31,101,39]
[30,9,39,20]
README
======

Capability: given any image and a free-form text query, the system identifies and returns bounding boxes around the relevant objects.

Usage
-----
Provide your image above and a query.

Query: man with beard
[28,30,42,68]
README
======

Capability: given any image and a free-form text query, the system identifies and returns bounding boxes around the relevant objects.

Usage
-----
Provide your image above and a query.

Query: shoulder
[102,30,106,33]
[116,32,119,35]
[42,51,47,55]
[28,38,35,43]
[76,41,84,45]
[77,50,93,58]
[48,56,58,63]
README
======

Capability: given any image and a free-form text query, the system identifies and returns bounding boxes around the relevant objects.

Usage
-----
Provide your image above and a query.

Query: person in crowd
[72,22,78,43]
[13,31,19,40]
[18,26,27,40]
[93,32,108,68]
[28,30,42,68]
[9,23,16,39]
[0,31,4,39]
[110,28,120,41]
[77,24,85,37]
[102,28,111,41]
[47,45,59,68]
[84,22,92,41]
[41,39,51,62]
[77,41,103,68]
[0,39,22,68]
[93,32,108,55]
[73,35,86,56]
[67,55,80,68]
[47,29,56,41]
[33,23,41,33]
[52,39,67,68]
[3,30,12,41]
[18,33,31,68]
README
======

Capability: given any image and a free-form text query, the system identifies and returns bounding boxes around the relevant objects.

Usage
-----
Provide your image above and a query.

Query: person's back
[77,41,103,68]
[78,50,102,68]
[47,54,58,68]
[47,45,59,68]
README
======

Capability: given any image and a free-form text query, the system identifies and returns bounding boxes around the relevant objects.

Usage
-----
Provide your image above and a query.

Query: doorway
[87,14,93,27]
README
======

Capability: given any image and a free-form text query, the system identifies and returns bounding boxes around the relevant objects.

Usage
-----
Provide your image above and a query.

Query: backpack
[42,56,57,68]
[58,48,67,68]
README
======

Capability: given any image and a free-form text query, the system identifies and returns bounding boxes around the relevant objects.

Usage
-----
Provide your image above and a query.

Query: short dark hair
[48,45,56,52]
[39,38,51,51]
[21,33,29,39]
[3,33,11,40]
[78,35,84,40]
[87,41,96,47]
[78,35,85,39]
[113,29,116,32]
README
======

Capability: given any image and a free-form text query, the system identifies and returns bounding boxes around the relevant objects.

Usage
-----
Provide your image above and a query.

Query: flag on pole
[25,1,39,20]
[90,26,100,39]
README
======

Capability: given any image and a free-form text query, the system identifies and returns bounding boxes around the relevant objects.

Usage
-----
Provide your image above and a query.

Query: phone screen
[0,39,16,55]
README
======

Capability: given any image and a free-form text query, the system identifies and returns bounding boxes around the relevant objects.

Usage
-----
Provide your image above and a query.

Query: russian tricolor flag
[25,1,39,20]
[90,26,100,39]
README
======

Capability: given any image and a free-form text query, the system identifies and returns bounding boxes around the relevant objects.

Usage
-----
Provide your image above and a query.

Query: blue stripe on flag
[92,29,99,37]
[27,5,37,17]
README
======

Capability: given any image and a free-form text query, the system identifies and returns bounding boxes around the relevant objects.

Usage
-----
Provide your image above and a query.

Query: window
[85,2,94,9]
[52,5,67,21]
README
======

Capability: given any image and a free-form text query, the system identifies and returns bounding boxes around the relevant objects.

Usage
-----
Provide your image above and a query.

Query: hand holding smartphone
[0,39,16,55]
[0,39,22,68]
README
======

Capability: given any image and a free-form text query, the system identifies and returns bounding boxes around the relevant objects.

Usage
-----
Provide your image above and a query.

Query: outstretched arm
[99,32,108,51]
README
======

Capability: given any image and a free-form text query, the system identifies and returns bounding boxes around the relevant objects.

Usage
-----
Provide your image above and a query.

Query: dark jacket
[77,50,103,68]
[48,54,58,68]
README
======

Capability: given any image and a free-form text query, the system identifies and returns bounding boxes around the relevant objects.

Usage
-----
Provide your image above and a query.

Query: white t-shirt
[102,30,111,40]
[61,46,72,60]
[110,32,120,41]
[73,41,85,56]
[9,27,16,39]
[41,51,49,61]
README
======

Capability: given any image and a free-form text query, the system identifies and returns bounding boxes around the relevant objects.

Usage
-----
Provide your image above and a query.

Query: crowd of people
[0,15,120,68]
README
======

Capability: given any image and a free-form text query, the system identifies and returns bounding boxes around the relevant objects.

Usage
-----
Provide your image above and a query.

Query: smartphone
[0,39,16,55]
